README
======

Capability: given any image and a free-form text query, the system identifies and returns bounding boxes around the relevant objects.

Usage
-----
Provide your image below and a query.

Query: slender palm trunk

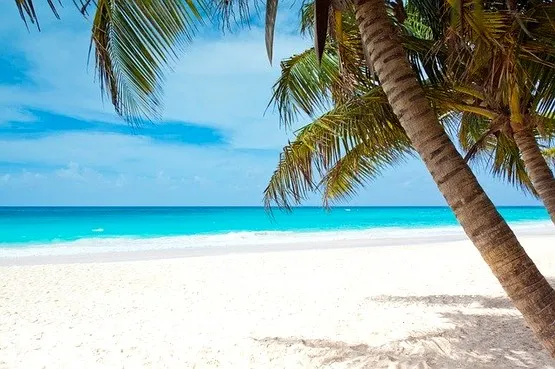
[354,0,555,355]
[513,128,555,225]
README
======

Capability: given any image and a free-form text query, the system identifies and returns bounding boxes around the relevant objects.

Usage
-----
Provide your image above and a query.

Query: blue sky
[0,2,541,206]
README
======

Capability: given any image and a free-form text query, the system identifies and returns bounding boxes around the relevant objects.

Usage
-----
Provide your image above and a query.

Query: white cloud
[54,162,107,183]
[55,162,84,180]
[0,132,284,205]
[0,170,46,187]
[22,170,45,181]
[115,174,126,188]
[0,131,277,177]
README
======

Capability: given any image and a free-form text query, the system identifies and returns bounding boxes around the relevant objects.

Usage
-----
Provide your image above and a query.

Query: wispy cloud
[0,132,281,205]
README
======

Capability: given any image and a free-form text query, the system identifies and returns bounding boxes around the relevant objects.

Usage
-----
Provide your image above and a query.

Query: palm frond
[401,34,446,84]
[405,0,446,39]
[534,114,555,142]
[403,6,434,39]
[527,54,555,118]
[450,110,535,194]
[269,47,341,127]
[463,125,498,161]
[427,86,498,119]
[456,111,494,149]
[271,7,442,128]
[14,0,60,30]
[264,88,413,208]
[543,147,555,167]
[319,139,411,205]
[490,133,535,194]
[91,0,205,124]
[300,1,315,35]
[15,0,206,124]
[212,0,255,29]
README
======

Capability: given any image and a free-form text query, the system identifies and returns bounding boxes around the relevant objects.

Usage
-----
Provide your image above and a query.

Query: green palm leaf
[490,134,534,194]
[269,47,341,127]
[15,0,206,124]
[544,147,555,166]
[264,88,413,208]
[14,0,60,30]
[319,138,411,206]
[91,0,205,124]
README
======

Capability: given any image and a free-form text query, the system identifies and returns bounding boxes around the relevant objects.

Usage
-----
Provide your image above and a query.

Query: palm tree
[263,53,537,206]
[264,6,425,204]
[14,0,555,355]
[344,1,555,353]
[268,1,555,213]
[265,0,555,355]
[439,0,555,224]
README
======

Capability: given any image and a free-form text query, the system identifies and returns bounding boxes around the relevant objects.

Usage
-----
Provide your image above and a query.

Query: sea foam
[0,220,551,258]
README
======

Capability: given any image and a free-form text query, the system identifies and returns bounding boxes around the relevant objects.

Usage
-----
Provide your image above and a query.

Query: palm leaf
[91,0,205,124]
[269,47,341,127]
[405,0,446,39]
[264,88,413,208]
[490,133,535,194]
[15,0,206,124]
[212,0,254,29]
[300,1,315,35]
[319,139,411,206]
[543,147,555,167]
[448,110,536,194]
[14,0,60,30]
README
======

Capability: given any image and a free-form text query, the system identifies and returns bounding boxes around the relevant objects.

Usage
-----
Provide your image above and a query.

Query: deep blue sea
[0,206,550,246]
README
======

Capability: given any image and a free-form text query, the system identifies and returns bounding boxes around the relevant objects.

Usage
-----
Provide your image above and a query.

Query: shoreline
[2,222,554,266]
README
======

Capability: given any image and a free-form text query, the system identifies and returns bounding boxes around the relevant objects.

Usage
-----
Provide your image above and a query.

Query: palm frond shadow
[370,294,513,309]
[253,280,555,368]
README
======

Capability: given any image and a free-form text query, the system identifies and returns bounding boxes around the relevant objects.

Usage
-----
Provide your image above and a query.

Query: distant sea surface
[0,207,550,248]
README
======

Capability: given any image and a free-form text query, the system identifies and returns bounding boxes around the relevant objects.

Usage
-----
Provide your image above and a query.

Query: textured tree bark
[354,0,555,355]
[513,128,555,225]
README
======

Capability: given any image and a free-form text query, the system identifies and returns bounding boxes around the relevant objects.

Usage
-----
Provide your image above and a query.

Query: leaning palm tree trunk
[354,0,555,355]
[514,127,555,225]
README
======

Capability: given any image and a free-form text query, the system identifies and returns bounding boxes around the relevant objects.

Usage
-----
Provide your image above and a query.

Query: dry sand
[1,235,555,368]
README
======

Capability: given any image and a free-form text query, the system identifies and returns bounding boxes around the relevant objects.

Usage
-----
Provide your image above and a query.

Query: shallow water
[0,206,549,246]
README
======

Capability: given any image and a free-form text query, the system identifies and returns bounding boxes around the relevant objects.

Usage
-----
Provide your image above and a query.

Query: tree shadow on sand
[253,279,555,369]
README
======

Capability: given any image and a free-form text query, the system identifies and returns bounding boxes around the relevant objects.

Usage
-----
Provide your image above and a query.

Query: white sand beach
[2,233,555,369]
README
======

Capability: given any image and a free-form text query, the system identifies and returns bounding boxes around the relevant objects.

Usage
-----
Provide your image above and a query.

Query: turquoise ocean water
[0,206,550,246]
